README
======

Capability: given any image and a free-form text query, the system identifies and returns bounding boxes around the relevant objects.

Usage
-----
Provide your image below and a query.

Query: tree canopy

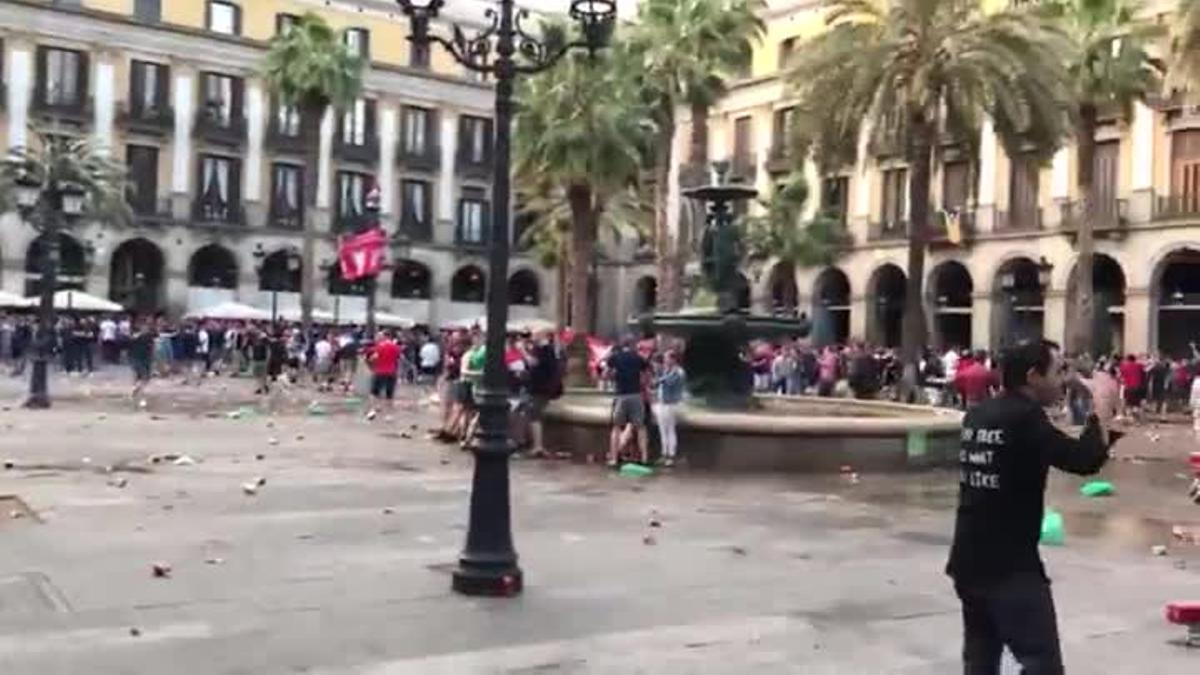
[263,12,364,111]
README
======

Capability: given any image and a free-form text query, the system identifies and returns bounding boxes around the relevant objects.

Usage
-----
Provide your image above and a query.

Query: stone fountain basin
[543,392,964,473]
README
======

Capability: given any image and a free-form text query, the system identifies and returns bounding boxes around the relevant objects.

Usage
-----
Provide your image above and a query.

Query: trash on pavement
[1152,545,1168,556]
[1171,525,1199,544]
[172,455,197,466]
[1080,481,1115,497]
[619,463,654,478]
[129,627,141,637]
[204,557,225,565]
[642,534,657,546]
[267,437,279,446]
[108,478,129,489]
[241,483,259,496]
[151,562,172,578]
[1040,510,1065,546]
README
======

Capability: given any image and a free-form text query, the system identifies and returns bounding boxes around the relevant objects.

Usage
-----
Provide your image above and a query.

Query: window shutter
[481,200,492,244]
[483,119,494,162]
[361,30,371,61]
[365,100,377,142]
[129,61,144,114]
[231,77,244,126]
[195,155,206,203]
[233,4,243,36]
[428,109,440,154]
[158,64,170,109]
[76,51,90,106]
[458,116,469,163]
[229,159,242,211]
[34,47,48,106]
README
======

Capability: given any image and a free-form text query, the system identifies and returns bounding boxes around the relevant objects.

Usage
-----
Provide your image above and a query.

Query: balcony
[994,207,1042,232]
[267,205,304,230]
[117,102,174,136]
[1153,193,1200,220]
[765,144,792,174]
[193,110,247,147]
[397,144,441,173]
[928,208,976,248]
[730,153,757,184]
[265,123,308,155]
[130,197,173,227]
[456,153,493,181]
[398,214,432,242]
[31,94,92,125]
[1058,198,1128,239]
[868,219,907,241]
[192,198,244,226]
[332,136,380,165]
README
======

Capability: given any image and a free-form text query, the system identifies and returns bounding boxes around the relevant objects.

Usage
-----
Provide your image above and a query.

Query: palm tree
[744,173,843,270]
[1172,0,1200,84]
[263,12,364,336]
[633,0,765,312]
[789,0,1074,392]
[1,130,131,407]
[514,34,651,340]
[1047,0,1162,358]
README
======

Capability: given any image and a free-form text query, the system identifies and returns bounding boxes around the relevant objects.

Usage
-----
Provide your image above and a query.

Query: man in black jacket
[946,339,1114,675]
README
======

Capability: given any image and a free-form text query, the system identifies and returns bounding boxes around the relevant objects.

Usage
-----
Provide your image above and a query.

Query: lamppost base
[451,562,523,597]
[22,395,50,410]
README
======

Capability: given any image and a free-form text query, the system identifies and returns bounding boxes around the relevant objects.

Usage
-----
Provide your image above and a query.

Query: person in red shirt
[955,350,997,408]
[367,330,402,415]
[1118,353,1145,422]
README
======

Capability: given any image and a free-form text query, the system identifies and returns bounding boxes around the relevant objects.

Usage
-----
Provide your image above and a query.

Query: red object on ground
[1189,452,1200,478]
[1166,602,1200,624]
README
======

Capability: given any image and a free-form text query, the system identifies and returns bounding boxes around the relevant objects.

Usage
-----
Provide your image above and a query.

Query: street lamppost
[253,244,302,324]
[395,0,615,597]
[14,176,86,409]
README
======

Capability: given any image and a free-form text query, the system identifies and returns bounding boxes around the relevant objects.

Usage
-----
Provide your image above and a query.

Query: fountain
[543,162,962,473]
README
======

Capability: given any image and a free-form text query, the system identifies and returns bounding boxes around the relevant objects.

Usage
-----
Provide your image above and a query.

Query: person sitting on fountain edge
[606,336,650,467]
[946,338,1119,674]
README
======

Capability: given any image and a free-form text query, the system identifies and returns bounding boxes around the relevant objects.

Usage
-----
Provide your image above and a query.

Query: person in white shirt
[418,338,441,383]
[196,325,211,375]
[313,334,335,391]
[99,316,118,364]
[941,348,961,406]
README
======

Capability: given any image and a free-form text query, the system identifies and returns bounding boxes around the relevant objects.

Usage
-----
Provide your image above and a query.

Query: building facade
[604,0,1200,357]
[0,0,555,326]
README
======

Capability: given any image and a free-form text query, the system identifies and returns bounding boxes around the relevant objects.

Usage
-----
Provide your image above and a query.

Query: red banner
[338,227,387,281]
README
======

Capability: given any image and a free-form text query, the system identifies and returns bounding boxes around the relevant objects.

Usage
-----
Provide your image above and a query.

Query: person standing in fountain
[653,350,686,466]
[606,336,650,467]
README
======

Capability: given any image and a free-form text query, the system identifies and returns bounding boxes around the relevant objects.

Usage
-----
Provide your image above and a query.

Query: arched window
[188,244,238,288]
[507,269,540,306]
[451,265,487,302]
[391,259,432,299]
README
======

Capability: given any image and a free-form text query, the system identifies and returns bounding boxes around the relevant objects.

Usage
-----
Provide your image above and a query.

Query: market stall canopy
[440,315,557,333]
[184,301,271,321]
[28,290,124,312]
[0,291,34,308]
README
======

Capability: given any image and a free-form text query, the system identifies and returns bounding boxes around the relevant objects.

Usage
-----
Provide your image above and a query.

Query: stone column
[1124,287,1151,355]
[1128,102,1156,223]
[975,119,997,232]
[5,44,32,151]
[316,108,334,214]
[243,80,266,228]
[1042,289,1067,347]
[849,294,867,342]
[437,109,458,244]
[93,55,116,156]
[971,293,991,352]
[378,104,399,217]
[171,68,195,219]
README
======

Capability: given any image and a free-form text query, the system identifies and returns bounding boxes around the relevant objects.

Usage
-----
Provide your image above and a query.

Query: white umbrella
[508,317,556,333]
[34,290,124,312]
[374,312,417,329]
[185,301,271,321]
[0,291,33,308]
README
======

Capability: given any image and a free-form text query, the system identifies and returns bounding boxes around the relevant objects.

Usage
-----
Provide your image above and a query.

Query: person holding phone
[946,339,1119,675]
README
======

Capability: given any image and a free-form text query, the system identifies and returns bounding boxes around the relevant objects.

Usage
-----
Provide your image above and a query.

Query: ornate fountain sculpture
[634,161,810,408]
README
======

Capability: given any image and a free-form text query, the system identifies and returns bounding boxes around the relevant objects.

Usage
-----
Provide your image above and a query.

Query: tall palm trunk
[689,99,709,166]
[654,100,680,312]
[556,237,569,327]
[1071,104,1097,358]
[565,184,596,386]
[900,112,933,400]
[299,102,326,338]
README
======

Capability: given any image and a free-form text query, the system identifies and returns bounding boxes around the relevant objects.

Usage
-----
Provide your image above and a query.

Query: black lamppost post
[361,185,383,340]
[396,0,615,597]
[15,176,85,409]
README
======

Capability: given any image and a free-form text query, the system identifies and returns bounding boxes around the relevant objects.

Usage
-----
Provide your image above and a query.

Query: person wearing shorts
[606,337,650,466]
[367,331,401,415]
[128,322,155,401]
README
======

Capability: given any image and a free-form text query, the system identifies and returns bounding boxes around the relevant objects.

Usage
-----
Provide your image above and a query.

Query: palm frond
[263,12,364,111]
[1,128,132,227]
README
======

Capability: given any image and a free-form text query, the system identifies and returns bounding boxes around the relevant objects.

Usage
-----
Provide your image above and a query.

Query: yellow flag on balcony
[941,209,963,246]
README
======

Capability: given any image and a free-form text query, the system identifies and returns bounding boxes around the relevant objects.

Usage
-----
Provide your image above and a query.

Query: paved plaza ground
[0,369,1198,673]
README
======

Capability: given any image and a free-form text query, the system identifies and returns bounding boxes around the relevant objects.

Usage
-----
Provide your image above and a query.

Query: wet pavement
[0,367,1197,673]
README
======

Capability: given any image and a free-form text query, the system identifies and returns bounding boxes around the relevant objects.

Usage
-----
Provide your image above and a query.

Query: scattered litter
[365,409,378,421]
[204,557,224,566]
[266,421,275,429]
[648,518,662,528]
[1152,545,1169,557]
[415,535,435,544]
[267,437,279,446]
[642,534,657,546]
[226,410,243,420]
[1172,525,1199,544]
[399,432,412,439]
[619,463,654,478]
[97,414,106,421]
[726,545,748,556]
[1040,510,1065,546]
[1146,432,1161,443]
[137,400,148,410]
[241,483,259,496]
[9,510,24,520]
[255,454,265,461]
[306,403,328,416]
[108,478,129,489]
[129,627,141,637]
[382,507,394,515]
[81,457,92,465]
[151,562,172,578]
[3,460,14,470]
[1080,481,1115,497]
[172,456,197,466]
[294,434,305,441]
[439,458,450,465]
